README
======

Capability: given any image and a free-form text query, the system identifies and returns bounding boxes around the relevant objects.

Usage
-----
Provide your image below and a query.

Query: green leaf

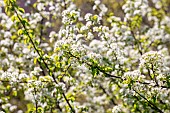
[104,67,113,72]
[93,15,98,21]
[18,7,25,13]
[18,29,23,35]
[5,7,9,13]
[91,67,99,77]
[152,96,157,103]
[11,15,17,21]
[34,58,37,64]
[26,103,34,113]
[21,19,29,26]
[11,0,17,3]
[38,107,43,113]
[12,90,17,96]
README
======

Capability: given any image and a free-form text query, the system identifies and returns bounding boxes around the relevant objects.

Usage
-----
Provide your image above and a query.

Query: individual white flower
[87,32,94,40]
[1,47,8,52]
[80,26,88,32]
[17,110,23,113]
[0,111,5,113]
[34,13,42,21]
[86,21,92,27]
[45,21,51,27]
[19,73,29,80]
[112,105,122,113]
[134,1,141,8]
[93,94,107,104]
[49,6,55,11]
[89,39,101,48]
[93,5,97,10]
[4,31,11,38]
[76,34,84,41]
[155,1,162,9]
[41,11,50,19]
[94,0,100,5]
[22,48,30,54]
[99,4,108,16]
[49,31,56,38]
[134,10,141,15]
[9,105,17,112]
[0,0,4,7]
[34,67,42,72]
[124,7,131,13]
[93,26,100,32]
[16,57,23,63]
[24,0,31,6]
[40,43,49,47]
[37,3,45,11]
[84,13,92,21]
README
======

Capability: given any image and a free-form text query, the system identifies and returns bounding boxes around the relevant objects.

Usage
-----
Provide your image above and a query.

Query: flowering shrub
[1,0,170,112]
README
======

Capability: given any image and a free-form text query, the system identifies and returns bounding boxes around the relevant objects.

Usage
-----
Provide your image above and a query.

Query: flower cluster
[1,0,170,112]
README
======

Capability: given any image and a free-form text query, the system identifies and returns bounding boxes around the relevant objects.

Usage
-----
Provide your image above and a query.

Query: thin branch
[147,68,153,80]
[56,100,62,112]
[33,88,38,113]
[133,88,163,113]
[151,63,159,86]
[67,51,122,79]
[37,60,46,76]
[9,1,75,112]
[131,30,143,55]
[67,51,166,112]
[98,82,116,105]
[67,51,170,89]
[39,18,44,44]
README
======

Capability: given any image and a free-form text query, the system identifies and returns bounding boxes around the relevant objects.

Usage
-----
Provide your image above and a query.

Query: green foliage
[1,0,170,113]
